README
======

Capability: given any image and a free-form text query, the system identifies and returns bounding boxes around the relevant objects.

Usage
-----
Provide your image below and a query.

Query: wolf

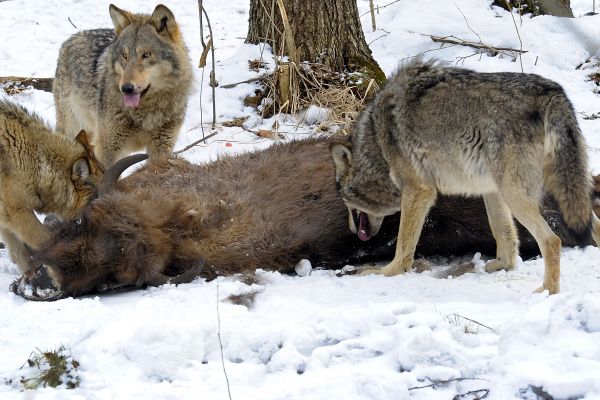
[331,59,600,295]
[10,136,600,300]
[0,100,104,272]
[53,3,193,165]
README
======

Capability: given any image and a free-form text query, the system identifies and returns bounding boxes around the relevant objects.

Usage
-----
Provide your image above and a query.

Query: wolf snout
[121,83,135,94]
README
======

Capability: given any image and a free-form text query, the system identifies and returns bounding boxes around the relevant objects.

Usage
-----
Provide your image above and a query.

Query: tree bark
[246,0,385,85]
[493,0,573,17]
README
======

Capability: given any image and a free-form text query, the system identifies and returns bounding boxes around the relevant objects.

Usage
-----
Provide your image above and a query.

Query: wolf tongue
[357,212,371,241]
[123,93,141,108]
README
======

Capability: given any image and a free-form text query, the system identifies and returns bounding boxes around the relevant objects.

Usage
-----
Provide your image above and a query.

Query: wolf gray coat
[0,100,104,272]
[331,59,600,294]
[53,4,193,165]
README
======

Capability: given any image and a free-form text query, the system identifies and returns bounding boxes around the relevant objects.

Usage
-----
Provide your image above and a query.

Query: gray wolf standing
[53,3,193,165]
[0,100,104,272]
[331,59,600,294]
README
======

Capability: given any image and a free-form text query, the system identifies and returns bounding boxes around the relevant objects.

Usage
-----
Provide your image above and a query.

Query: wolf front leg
[0,228,34,273]
[4,209,50,271]
[379,184,437,276]
[147,120,182,160]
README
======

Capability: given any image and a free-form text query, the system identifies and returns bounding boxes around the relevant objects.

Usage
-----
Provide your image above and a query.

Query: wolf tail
[543,93,598,245]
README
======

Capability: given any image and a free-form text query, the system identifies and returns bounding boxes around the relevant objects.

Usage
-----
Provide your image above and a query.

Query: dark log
[0,76,54,93]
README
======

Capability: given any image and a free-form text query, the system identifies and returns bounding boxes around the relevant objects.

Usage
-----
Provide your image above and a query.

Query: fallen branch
[0,76,54,93]
[425,34,528,55]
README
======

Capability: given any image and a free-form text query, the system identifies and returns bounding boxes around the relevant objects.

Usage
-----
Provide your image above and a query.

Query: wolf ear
[72,158,91,184]
[75,130,104,174]
[330,143,353,182]
[150,4,178,39]
[109,4,133,36]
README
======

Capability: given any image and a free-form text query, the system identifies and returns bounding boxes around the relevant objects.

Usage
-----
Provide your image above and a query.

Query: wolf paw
[533,283,559,295]
[485,259,514,273]
[358,261,410,276]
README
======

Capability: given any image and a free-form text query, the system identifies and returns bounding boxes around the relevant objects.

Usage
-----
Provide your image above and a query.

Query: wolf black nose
[121,83,135,94]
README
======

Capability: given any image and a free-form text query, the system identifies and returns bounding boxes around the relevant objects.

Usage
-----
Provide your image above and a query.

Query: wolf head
[330,141,401,241]
[108,4,190,109]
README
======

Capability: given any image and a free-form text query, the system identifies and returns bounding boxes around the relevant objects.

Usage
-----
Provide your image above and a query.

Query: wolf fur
[53,3,193,165]
[331,59,600,295]
[10,137,600,300]
[0,100,104,272]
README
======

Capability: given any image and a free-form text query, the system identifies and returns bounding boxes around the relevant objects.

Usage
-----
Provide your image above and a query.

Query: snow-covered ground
[1,0,600,398]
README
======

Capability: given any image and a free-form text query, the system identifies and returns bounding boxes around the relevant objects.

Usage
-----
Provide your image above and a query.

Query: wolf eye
[121,53,128,60]
[142,52,151,59]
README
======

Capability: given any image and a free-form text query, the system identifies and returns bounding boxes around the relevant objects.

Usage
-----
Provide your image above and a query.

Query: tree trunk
[493,0,573,17]
[246,0,385,85]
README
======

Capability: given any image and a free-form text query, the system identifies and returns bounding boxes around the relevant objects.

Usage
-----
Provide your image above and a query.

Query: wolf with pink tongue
[53,4,193,166]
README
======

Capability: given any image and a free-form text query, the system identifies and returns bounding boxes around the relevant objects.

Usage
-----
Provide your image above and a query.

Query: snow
[1,0,600,398]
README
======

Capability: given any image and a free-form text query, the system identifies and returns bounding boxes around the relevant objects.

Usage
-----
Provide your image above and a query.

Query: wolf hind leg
[503,191,561,294]
[483,192,519,272]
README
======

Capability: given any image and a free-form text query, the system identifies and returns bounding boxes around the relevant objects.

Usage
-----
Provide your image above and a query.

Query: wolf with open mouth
[53,3,193,166]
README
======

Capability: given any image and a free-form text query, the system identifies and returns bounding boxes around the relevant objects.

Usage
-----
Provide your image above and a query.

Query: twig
[409,377,488,391]
[360,0,402,17]
[368,33,388,46]
[174,130,220,154]
[369,0,377,32]
[455,5,483,44]
[504,0,524,72]
[200,5,217,128]
[216,285,232,400]
[454,389,490,399]
[276,0,298,64]
[446,313,498,334]
[67,17,77,29]
[221,73,273,89]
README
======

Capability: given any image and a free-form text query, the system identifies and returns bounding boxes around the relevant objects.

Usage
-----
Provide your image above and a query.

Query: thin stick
[174,130,220,154]
[455,5,483,44]
[67,17,78,29]
[360,0,402,17]
[408,377,488,391]
[276,0,298,64]
[216,285,232,400]
[504,0,524,72]
[201,5,217,128]
[447,313,498,334]
[197,0,207,139]
[221,73,273,89]
[369,0,377,31]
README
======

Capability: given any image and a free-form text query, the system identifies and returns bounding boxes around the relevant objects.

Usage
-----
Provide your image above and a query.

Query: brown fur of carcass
[33,139,600,297]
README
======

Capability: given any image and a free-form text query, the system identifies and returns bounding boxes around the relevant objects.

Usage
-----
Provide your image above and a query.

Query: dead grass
[258,61,378,134]
[18,346,80,390]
